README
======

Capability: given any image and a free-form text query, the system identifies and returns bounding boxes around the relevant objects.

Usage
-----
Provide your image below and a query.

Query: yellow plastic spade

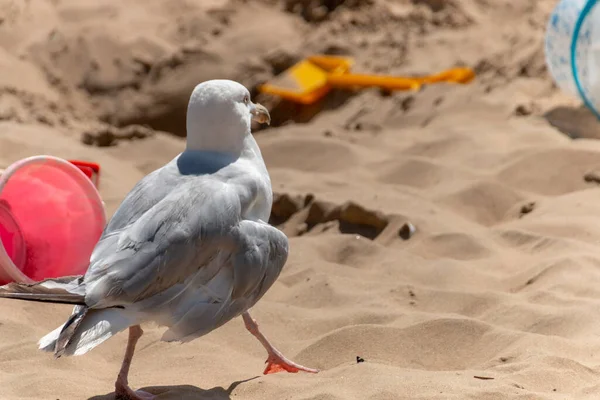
[258,55,476,105]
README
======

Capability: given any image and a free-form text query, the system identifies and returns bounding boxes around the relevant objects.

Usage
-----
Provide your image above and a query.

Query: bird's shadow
[88,376,259,400]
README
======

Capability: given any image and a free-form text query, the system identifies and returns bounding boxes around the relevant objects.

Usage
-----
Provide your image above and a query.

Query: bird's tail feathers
[1,276,137,357]
[38,306,137,357]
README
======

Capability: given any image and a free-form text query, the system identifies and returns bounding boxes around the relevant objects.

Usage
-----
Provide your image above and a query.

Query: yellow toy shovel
[258,55,475,105]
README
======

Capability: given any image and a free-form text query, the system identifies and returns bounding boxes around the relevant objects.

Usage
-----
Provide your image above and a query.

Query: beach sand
[2,0,600,399]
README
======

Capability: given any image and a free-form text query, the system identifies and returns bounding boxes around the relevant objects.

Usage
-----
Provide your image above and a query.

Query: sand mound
[3,0,600,399]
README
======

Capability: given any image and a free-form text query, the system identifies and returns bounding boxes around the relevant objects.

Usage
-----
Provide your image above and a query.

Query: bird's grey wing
[102,160,182,234]
[159,219,288,342]
[103,151,237,235]
[83,178,286,313]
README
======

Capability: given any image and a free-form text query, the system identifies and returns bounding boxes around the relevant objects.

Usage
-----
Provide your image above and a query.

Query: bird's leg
[114,325,155,400]
[242,311,319,375]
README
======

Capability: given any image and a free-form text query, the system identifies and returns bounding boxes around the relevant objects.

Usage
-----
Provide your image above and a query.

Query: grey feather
[0,276,85,305]
[55,306,88,357]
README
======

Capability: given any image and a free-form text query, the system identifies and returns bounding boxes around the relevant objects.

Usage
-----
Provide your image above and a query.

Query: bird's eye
[243,95,249,104]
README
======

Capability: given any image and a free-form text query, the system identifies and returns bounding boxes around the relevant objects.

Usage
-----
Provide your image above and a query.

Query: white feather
[38,308,139,356]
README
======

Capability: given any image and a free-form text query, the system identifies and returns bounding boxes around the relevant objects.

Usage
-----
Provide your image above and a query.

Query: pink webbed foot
[242,311,319,375]
[263,352,320,375]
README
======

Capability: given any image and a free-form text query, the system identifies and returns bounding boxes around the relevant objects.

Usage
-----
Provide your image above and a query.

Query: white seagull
[0,79,318,400]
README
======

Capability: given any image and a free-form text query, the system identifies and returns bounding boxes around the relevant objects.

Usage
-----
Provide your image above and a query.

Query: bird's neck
[185,131,264,163]
[185,129,247,156]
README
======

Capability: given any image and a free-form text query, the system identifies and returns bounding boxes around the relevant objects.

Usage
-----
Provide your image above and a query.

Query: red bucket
[0,156,105,284]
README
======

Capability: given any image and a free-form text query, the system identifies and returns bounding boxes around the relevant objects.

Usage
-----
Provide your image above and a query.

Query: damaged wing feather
[0,276,85,305]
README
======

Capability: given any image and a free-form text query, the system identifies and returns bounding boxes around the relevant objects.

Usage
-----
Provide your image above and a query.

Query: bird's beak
[250,102,271,125]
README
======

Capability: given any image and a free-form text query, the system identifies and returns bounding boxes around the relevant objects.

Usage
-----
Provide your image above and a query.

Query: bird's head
[185,79,270,155]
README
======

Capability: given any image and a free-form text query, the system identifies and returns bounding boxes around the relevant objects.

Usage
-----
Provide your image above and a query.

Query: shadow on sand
[543,104,600,140]
[88,377,259,400]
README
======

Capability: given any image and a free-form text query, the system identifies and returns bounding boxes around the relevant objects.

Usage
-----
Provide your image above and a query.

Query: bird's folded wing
[82,181,260,309]
[101,163,182,233]
[158,219,288,342]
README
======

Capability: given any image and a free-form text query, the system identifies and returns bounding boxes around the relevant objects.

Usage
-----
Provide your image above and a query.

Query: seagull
[0,79,318,400]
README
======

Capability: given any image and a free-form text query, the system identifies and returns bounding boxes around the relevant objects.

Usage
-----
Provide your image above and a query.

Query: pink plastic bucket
[0,156,106,284]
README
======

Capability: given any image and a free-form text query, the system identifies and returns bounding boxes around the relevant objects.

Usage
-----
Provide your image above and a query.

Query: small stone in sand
[519,202,535,218]
[398,222,416,240]
[584,169,600,184]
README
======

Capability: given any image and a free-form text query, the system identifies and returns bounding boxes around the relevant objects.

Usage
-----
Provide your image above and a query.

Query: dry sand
[1,0,600,399]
